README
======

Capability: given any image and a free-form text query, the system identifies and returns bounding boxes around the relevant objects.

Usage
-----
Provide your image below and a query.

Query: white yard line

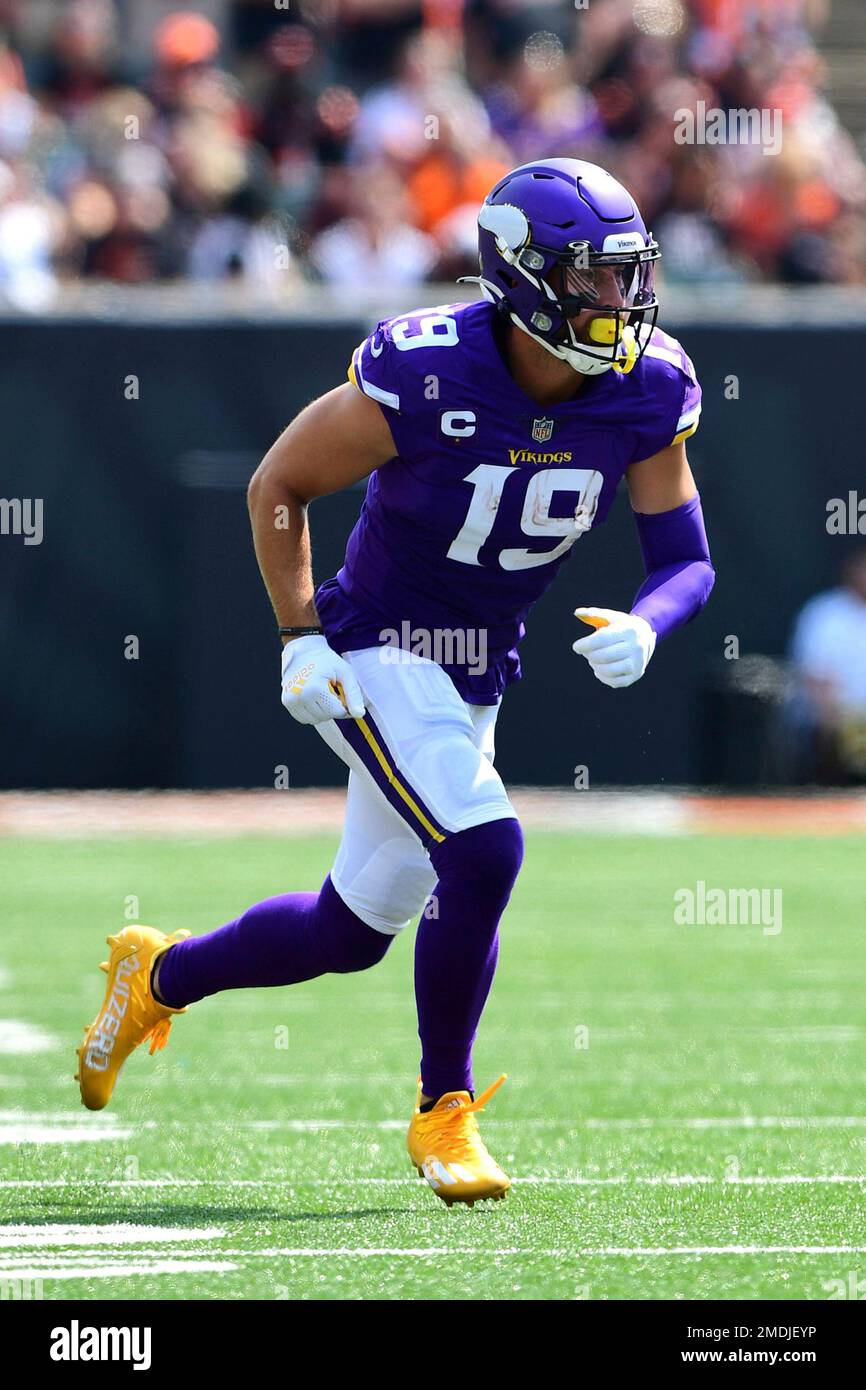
[571,1246,866,1258]
[583,1115,866,1130]
[0,1261,238,1279]
[2,1245,859,1275]
[94,1114,863,1132]
[2,1174,865,1189]
[0,1021,57,1054]
[0,1111,109,1121]
[201,1114,866,1131]
[2,1221,863,1271]
[0,1124,133,1145]
[0,1254,226,1264]
[0,1224,226,1246]
[5,1110,866,1139]
[0,1109,133,1144]
[0,1222,232,1282]
[3,1242,862,1271]
[206,1244,866,1259]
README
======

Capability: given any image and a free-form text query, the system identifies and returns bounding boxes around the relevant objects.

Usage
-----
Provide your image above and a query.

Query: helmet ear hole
[497,270,518,290]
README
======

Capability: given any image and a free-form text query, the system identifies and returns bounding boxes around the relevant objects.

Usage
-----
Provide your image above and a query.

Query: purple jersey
[315,299,701,703]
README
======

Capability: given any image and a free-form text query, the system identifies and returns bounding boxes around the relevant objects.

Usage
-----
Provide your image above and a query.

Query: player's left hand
[572,607,657,689]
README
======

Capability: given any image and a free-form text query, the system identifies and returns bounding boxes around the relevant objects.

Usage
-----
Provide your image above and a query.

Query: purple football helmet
[465,158,660,376]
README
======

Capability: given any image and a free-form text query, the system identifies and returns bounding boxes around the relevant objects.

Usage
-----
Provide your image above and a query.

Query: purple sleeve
[630,494,715,641]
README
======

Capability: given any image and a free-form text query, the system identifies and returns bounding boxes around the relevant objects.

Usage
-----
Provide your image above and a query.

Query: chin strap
[612,326,638,374]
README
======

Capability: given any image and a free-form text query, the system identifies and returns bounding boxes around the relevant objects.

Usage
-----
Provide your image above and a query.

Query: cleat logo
[422,1157,457,1189]
[448,1163,476,1184]
[84,953,140,1069]
[421,1157,478,1190]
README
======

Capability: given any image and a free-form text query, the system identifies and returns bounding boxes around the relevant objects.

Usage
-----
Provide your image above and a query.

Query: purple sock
[415,818,524,1099]
[155,875,391,1007]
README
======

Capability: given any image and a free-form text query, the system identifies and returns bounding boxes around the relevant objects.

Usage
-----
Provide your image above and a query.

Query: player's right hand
[280,634,366,725]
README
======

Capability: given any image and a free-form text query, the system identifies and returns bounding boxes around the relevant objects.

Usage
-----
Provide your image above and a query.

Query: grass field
[1,828,865,1301]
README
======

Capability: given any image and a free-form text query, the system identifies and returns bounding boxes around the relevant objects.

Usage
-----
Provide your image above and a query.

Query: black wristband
[279,625,323,638]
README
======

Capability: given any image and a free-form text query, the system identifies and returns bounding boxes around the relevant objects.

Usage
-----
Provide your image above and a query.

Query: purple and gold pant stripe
[336,711,448,847]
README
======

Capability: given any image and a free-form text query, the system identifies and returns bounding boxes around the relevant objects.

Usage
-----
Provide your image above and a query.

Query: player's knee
[314,876,393,974]
[327,922,392,975]
[431,817,524,908]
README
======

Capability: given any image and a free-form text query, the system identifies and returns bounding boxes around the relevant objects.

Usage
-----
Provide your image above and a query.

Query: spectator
[37,0,123,119]
[309,162,437,287]
[788,551,866,783]
[0,159,61,308]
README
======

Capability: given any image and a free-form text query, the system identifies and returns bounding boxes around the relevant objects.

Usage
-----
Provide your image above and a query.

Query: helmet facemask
[522,240,660,376]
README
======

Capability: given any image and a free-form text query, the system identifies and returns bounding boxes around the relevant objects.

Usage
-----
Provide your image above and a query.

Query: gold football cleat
[407,1074,511,1207]
[76,926,189,1110]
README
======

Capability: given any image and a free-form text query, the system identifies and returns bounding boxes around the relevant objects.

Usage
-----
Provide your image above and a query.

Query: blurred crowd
[1,0,865,306]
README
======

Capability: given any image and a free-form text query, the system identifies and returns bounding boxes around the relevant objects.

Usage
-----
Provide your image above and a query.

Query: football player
[77,159,714,1207]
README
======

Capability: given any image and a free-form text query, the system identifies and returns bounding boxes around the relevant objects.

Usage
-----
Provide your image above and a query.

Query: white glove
[280,634,366,725]
[572,607,657,689]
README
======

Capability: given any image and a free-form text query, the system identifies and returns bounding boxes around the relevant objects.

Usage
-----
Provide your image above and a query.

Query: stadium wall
[2,311,862,791]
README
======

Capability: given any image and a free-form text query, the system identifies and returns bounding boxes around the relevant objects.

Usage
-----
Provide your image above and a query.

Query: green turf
[1,831,865,1300]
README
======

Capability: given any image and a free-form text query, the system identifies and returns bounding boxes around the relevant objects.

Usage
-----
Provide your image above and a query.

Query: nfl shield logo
[531,417,554,444]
